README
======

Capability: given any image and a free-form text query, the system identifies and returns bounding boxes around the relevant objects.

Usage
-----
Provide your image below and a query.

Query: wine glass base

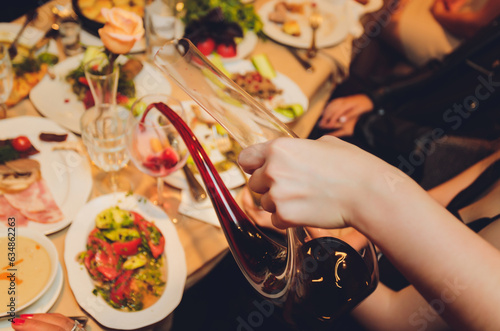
[94,171,132,194]
[145,179,180,222]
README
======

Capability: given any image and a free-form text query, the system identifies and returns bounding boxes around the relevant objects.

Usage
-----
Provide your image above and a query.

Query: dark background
[0,1,49,22]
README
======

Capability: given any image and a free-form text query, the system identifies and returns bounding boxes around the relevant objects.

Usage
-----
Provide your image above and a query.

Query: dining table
[2,0,380,329]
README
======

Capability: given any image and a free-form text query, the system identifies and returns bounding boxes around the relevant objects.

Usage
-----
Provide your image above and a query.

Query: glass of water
[80,56,130,193]
[145,0,180,60]
[81,105,131,193]
[58,16,83,56]
[0,44,13,119]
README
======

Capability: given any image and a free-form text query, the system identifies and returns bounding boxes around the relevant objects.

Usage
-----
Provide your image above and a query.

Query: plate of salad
[30,48,172,134]
[182,0,262,61]
[64,192,186,330]
[216,55,309,123]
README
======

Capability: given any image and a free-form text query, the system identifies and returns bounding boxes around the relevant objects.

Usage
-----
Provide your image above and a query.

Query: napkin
[178,188,239,227]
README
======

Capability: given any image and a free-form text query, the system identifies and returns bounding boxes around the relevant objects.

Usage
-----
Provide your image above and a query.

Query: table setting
[0,0,384,329]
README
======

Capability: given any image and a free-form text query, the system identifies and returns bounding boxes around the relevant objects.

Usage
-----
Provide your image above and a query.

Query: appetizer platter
[258,0,350,48]
[0,117,92,234]
[64,193,186,330]
[0,23,58,107]
[30,50,171,134]
[183,0,261,60]
[224,56,309,123]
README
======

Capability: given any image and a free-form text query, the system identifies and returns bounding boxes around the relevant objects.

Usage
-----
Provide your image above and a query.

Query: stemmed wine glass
[126,94,188,209]
[0,44,13,119]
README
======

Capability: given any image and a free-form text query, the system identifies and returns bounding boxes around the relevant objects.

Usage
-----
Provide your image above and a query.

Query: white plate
[64,193,187,330]
[0,23,44,48]
[30,54,172,134]
[0,229,58,318]
[0,264,63,331]
[259,0,350,49]
[224,59,309,123]
[0,116,92,235]
[163,100,247,191]
[208,31,258,62]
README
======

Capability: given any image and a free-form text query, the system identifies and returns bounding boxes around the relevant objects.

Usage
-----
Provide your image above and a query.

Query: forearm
[353,285,448,331]
[353,170,500,330]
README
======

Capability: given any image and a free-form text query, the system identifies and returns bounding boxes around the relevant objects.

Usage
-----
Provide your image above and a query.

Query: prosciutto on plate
[0,195,30,227]
[2,180,64,224]
[0,159,64,226]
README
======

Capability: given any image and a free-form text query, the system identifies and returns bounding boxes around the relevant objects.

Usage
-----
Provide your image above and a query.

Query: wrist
[346,164,426,242]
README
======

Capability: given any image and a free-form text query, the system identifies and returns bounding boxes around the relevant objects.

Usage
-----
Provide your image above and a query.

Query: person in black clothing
[309,15,500,188]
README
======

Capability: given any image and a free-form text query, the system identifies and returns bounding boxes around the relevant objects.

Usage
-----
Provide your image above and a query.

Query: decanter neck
[150,102,293,298]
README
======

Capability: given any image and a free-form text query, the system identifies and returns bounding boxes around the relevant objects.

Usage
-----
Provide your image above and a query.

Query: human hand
[327,117,358,137]
[11,314,84,331]
[317,94,373,130]
[239,136,403,230]
[241,186,286,235]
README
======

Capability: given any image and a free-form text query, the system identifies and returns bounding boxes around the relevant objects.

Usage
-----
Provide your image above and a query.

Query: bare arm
[239,136,500,330]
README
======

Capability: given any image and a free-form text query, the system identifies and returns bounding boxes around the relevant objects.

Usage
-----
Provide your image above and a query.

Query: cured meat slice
[4,180,44,212]
[3,180,64,224]
[0,195,29,227]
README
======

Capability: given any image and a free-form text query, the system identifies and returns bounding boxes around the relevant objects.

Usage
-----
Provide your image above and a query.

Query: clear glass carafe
[154,39,379,330]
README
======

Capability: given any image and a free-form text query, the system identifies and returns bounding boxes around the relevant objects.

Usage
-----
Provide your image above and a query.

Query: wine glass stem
[157,177,165,208]
[109,171,119,191]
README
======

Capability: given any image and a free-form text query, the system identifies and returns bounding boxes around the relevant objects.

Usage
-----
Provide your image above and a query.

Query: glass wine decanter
[153,39,379,330]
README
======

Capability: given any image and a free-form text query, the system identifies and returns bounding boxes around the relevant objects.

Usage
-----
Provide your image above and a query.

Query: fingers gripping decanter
[152,39,378,330]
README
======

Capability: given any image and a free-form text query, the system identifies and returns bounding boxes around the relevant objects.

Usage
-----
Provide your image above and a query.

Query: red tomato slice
[134,216,165,259]
[94,242,120,281]
[130,211,145,223]
[196,38,215,56]
[84,249,102,280]
[149,235,165,259]
[11,136,32,152]
[110,270,134,305]
[216,43,237,58]
[87,229,107,249]
[112,238,142,256]
[78,76,89,86]
[116,92,129,105]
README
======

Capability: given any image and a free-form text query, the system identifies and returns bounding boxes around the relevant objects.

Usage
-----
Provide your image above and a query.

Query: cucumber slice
[210,54,231,77]
[275,104,304,119]
[251,54,276,79]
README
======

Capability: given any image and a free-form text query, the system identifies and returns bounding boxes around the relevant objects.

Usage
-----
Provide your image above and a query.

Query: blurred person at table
[11,313,85,331]
[238,135,500,331]
[382,0,500,67]
[309,14,500,188]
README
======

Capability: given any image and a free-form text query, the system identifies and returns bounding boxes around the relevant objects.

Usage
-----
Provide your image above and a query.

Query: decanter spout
[150,102,292,298]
